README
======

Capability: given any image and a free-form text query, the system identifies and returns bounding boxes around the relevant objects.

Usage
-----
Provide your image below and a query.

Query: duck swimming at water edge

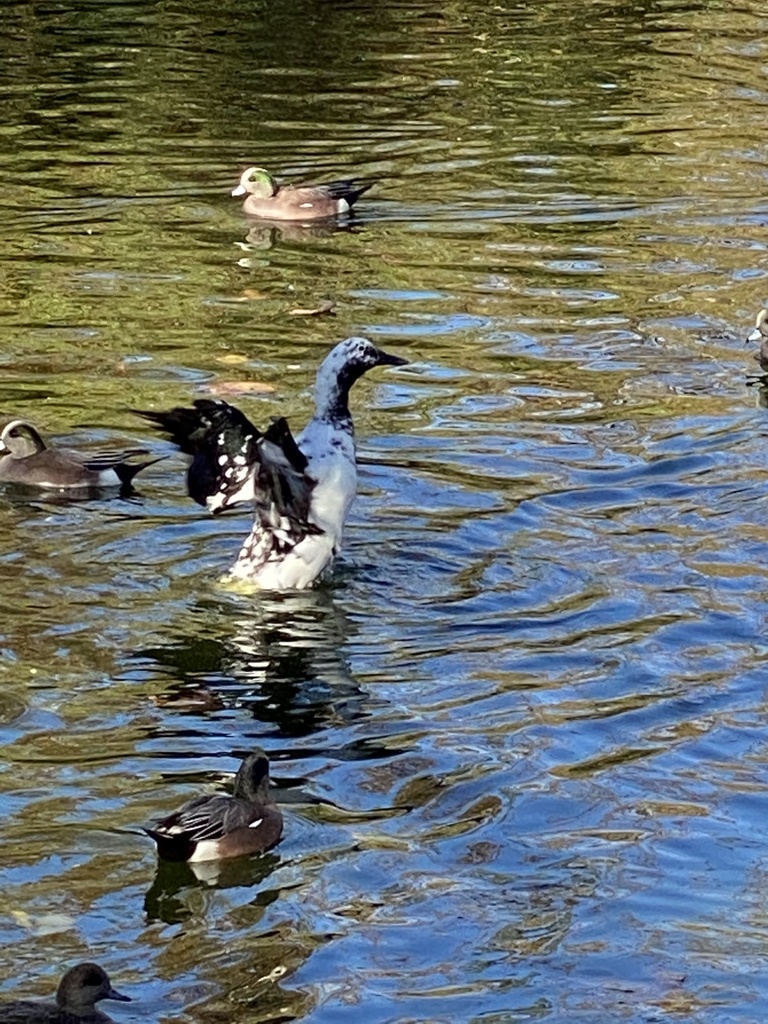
[136,336,408,590]
[747,307,768,372]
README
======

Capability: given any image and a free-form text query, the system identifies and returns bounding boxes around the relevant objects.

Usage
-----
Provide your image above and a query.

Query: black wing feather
[135,400,261,510]
[134,401,323,543]
[79,447,161,486]
[152,793,260,844]
[322,178,375,206]
[255,416,319,539]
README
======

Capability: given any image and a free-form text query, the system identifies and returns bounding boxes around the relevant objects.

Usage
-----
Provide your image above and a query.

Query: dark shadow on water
[137,587,371,738]
[144,851,281,924]
[241,218,362,250]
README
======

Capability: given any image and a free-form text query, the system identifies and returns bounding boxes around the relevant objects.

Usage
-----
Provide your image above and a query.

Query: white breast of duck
[230,337,406,589]
[230,418,357,589]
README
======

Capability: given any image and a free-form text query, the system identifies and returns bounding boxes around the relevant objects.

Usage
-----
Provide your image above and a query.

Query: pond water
[2,0,768,1020]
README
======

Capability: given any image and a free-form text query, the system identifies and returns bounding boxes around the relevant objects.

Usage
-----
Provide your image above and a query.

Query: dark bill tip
[107,987,132,1003]
[377,350,409,367]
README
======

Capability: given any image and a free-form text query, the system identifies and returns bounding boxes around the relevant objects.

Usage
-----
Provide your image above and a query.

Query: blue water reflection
[3,0,768,1021]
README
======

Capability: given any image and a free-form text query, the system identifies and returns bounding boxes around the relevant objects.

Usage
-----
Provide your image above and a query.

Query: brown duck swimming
[231,166,375,221]
[145,749,283,862]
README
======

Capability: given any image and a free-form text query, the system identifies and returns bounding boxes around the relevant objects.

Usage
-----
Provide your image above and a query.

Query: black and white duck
[136,336,407,589]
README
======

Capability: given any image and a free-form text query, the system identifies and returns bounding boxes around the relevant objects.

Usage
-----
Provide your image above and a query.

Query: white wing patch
[248,818,264,829]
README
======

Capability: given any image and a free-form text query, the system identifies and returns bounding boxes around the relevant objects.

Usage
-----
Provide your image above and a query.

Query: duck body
[136,337,406,590]
[747,307,768,371]
[0,420,158,491]
[0,963,130,1024]
[145,750,283,862]
[232,415,357,590]
[232,166,374,221]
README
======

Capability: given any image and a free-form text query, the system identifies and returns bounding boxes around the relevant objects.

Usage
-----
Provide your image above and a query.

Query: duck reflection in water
[238,216,361,254]
[144,847,282,923]
[139,588,368,737]
[750,378,768,409]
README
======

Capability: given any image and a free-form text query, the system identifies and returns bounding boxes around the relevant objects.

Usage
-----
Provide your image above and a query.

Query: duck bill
[747,328,762,344]
[106,987,132,1003]
[376,349,409,368]
[231,184,247,197]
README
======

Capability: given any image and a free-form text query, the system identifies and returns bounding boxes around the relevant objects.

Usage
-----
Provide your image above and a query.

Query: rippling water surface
[2,0,768,1020]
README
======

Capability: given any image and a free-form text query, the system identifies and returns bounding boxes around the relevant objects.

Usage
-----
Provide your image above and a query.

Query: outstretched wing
[254,416,318,539]
[135,402,322,541]
[135,399,261,511]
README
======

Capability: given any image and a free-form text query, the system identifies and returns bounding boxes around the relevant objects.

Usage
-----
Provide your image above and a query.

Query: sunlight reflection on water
[2,0,768,1021]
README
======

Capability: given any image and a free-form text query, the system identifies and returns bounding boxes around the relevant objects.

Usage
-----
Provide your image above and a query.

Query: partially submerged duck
[0,962,130,1023]
[231,166,375,221]
[747,307,768,372]
[0,419,158,491]
[145,749,283,862]
[136,336,407,590]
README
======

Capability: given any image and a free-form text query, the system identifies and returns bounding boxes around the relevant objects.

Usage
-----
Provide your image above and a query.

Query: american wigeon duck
[0,419,159,491]
[135,336,407,589]
[0,962,130,1023]
[145,749,283,862]
[747,307,768,371]
[231,166,375,221]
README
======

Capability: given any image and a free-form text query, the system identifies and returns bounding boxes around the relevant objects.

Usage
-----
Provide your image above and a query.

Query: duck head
[747,307,768,344]
[314,336,408,423]
[233,749,272,803]
[0,420,47,459]
[57,963,130,1015]
[232,167,277,199]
